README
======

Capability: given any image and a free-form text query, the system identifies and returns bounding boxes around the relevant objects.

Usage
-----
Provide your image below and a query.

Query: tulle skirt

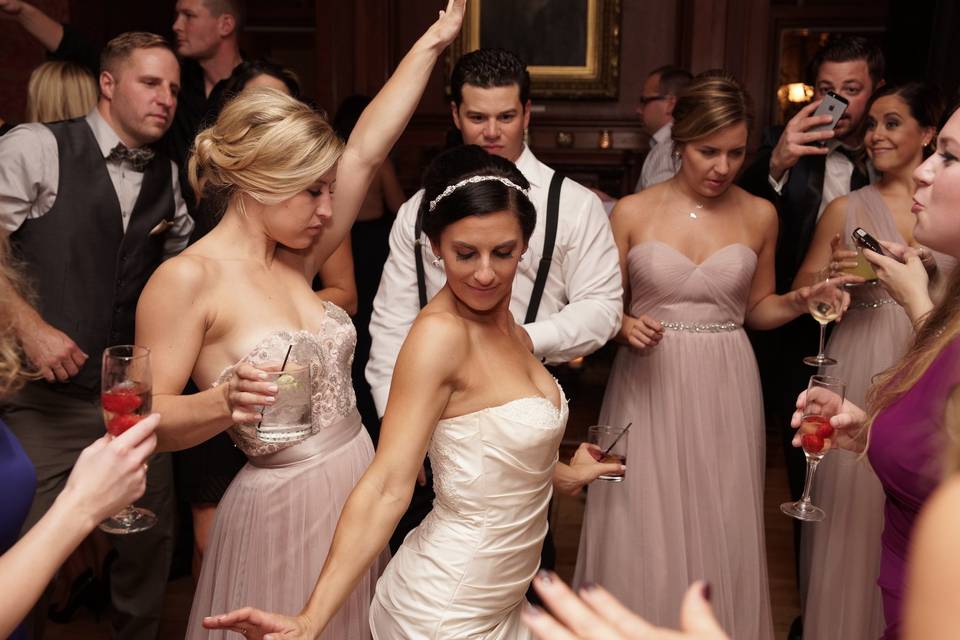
[185,412,388,639]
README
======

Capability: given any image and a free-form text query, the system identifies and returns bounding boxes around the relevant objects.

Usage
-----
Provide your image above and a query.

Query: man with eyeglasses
[634,65,692,191]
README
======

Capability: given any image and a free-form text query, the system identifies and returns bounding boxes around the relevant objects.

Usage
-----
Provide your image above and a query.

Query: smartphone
[810,91,848,146]
[851,227,898,260]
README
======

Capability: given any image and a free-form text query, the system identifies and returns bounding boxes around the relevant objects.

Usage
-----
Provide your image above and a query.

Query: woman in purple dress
[793,102,960,639]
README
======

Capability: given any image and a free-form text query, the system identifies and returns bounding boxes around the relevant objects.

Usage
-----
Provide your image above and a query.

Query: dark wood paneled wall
[9,0,957,194]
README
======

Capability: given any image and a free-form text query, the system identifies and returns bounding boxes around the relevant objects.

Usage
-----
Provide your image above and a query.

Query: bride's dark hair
[420,145,536,242]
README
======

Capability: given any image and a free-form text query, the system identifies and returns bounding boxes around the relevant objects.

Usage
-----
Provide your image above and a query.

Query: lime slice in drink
[276,373,299,389]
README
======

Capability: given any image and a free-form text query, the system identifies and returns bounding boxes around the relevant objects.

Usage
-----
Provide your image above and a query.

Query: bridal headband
[428,175,530,212]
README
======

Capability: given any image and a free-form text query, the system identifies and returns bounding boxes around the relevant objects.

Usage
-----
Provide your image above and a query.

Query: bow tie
[106,143,155,172]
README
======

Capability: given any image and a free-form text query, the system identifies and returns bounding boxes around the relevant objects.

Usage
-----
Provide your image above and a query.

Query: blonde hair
[0,237,31,398]
[188,88,343,217]
[25,61,98,123]
[671,70,753,146]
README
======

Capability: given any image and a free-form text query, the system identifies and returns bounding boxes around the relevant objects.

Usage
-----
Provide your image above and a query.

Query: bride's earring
[432,255,442,268]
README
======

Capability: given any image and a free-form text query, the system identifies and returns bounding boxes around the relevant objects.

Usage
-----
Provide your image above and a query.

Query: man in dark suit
[739,35,884,637]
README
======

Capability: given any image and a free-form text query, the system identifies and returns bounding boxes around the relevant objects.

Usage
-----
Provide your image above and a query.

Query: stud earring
[432,256,442,268]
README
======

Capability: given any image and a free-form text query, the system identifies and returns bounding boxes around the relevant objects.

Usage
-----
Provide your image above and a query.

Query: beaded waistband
[660,321,741,333]
[849,298,897,311]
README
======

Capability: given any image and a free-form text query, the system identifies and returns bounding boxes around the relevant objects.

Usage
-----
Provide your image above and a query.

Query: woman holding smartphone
[793,82,951,640]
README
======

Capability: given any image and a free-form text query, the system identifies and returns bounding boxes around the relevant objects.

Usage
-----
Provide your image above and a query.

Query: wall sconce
[777,82,814,104]
[598,130,612,149]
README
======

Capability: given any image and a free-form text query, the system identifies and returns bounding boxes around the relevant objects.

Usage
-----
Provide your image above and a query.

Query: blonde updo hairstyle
[671,70,753,152]
[188,87,343,219]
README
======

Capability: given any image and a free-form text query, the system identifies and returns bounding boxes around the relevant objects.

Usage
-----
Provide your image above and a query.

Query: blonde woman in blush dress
[133,4,469,636]
[794,82,952,640]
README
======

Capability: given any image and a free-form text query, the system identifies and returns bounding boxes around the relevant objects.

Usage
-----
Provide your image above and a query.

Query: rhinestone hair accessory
[428,175,530,212]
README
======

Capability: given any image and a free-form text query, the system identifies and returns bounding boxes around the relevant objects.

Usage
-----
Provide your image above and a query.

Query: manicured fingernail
[702,582,712,601]
[523,602,543,616]
[268,384,278,393]
[537,569,553,583]
[580,581,598,593]
[266,396,276,404]
[258,372,269,380]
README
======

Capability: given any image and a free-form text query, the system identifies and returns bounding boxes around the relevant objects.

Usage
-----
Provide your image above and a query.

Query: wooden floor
[45,347,801,638]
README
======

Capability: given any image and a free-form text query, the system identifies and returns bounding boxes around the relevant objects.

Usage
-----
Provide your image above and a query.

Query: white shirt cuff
[768,169,790,195]
[370,384,390,419]
[523,321,561,363]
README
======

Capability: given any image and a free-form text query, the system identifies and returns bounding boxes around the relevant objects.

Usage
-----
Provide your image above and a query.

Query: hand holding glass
[781,375,846,521]
[587,424,628,482]
[99,345,156,534]
[804,269,845,367]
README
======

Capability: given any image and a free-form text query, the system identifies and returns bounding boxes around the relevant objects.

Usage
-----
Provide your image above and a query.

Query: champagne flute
[780,375,846,521]
[803,268,843,367]
[99,345,156,534]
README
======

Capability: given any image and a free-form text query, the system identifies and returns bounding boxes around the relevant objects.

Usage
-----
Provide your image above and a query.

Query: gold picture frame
[448,0,622,99]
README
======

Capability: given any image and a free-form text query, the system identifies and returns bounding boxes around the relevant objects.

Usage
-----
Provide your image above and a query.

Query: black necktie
[106,143,155,172]
[835,146,870,190]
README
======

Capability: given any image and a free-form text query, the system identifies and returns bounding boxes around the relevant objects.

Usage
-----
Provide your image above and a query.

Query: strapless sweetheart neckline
[439,377,566,422]
[629,240,756,267]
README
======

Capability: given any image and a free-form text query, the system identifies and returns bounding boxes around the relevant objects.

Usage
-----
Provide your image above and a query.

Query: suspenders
[414,172,565,323]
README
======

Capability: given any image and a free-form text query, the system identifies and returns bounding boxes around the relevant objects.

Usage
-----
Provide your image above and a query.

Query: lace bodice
[214,301,357,457]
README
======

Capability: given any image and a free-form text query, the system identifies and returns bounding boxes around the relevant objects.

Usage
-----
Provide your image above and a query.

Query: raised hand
[769,99,835,180]
[523,571,729,639]
[0,0,25,17]
[863,245,932,323]
[202,608,313,640]
[224,363,278,424]
[18,318,88,382]
[428,0,466,48]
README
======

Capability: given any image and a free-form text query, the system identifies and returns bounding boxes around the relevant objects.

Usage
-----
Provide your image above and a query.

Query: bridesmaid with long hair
[794,101,960,638]
[793,81,950,640]
[573,71,840,639]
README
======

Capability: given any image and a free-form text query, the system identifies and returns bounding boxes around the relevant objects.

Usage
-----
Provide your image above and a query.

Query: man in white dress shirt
[0,32,192,639]
[634,65,692,192]
[367,48,622,555]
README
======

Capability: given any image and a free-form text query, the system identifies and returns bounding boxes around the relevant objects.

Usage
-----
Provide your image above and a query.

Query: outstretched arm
[307,0,465,269]
[0,1,64,52]
[204,311,466,638]
[0,415,157,639]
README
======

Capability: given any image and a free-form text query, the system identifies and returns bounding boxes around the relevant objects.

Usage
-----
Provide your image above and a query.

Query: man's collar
[514,145,545,189]
[85,108,125,158]
[651,122,673,147]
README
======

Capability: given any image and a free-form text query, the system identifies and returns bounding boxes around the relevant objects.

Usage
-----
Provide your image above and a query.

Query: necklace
[686,202,705,220]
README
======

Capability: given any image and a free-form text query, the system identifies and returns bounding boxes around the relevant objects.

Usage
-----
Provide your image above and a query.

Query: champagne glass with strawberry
[99,345,156,534]
[780,375,845,521]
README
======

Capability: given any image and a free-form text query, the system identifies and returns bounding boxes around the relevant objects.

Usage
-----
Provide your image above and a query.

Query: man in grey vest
[0,32,193,639]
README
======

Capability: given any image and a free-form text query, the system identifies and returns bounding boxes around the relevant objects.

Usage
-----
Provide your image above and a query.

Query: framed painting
[448,0,622,99]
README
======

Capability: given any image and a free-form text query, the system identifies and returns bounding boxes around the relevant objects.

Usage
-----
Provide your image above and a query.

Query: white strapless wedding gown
[369,382,568,639]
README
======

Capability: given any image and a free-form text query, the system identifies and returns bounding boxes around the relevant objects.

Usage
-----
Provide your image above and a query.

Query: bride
[134,2,468,637]
[202,144,622,639]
